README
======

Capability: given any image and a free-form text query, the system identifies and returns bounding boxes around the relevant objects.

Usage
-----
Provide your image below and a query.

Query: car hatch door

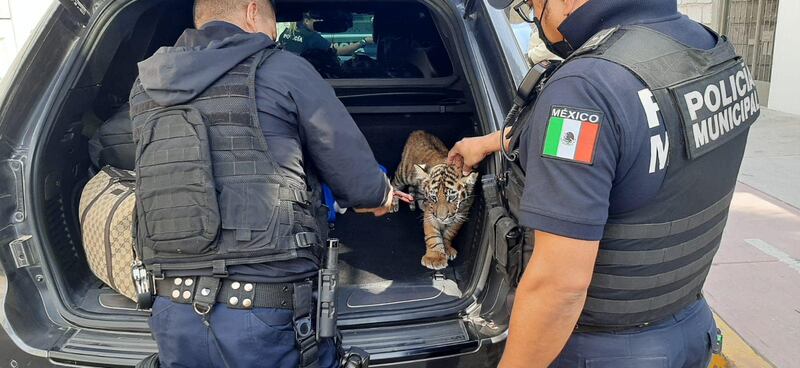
[57,0,93,27]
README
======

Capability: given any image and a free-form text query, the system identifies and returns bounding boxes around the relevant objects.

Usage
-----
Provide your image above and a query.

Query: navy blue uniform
[279,23,334,55]
[149,298,340,368]
[136,21,389,368]
[516,1,718,366]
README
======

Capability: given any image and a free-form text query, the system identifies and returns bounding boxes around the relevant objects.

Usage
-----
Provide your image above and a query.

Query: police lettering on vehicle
[674,61,760,159]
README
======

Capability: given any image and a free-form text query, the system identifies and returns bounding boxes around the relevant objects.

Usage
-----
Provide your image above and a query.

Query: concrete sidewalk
[704,108,800,368]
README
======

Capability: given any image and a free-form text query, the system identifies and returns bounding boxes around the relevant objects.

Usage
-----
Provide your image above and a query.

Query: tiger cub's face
[414,164,478,225]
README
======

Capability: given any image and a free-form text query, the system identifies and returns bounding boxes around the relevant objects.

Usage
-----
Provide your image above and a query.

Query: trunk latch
[9,235,35,268]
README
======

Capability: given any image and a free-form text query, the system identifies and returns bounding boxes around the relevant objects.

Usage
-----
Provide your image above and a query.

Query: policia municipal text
[129,0,411,367]
[448,0,758,367]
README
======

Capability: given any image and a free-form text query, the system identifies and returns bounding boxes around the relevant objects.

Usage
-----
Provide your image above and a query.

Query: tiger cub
[392,131,479,270]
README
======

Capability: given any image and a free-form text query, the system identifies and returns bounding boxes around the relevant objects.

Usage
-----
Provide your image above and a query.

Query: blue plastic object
[322,164,387,223]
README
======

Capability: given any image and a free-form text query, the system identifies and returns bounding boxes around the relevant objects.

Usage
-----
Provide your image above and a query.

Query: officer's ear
[244,1,258,31]
[413,164,429,181]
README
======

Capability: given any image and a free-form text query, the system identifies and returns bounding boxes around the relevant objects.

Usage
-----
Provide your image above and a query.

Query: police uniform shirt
[517,0,717,240]
[279,22,334,55]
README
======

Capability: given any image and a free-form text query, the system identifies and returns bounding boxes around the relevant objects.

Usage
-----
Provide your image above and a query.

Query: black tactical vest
[129,48,326,277]
[506,26,758,327]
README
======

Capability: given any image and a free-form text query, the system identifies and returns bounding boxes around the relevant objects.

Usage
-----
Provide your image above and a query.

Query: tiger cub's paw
[421,251,449,270]
[408,199,416,212]
[445,245,458,261]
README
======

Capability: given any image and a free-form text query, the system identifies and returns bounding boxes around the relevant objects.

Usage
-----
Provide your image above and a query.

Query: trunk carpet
[332,207,451,286]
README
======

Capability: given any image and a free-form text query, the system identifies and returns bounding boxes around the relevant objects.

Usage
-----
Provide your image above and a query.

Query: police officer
[279,12,373,56]
[448,0,759,367]
[129,0,410,367]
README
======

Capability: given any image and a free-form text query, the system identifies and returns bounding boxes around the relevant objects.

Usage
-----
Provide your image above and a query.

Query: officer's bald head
[194,0,277,39]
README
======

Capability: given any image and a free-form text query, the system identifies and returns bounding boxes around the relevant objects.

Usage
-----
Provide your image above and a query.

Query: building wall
[678,0,718,30]
[768,0,800,115]
[0,0,51,82]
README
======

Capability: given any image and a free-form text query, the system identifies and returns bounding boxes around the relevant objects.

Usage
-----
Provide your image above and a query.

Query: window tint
[277,5,452,79]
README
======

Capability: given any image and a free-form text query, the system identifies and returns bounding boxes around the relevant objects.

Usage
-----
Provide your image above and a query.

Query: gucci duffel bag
[79,166,137,301]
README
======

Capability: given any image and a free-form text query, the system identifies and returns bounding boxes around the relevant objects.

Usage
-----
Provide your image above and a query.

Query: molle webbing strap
[204,112,254,126]
[138,147,201,166]
[591,240,720,290]
[603,190,734,240]
[584,264,711,314]
[130,100,162,117]
[213,161,273,176]
[596,216,727,266]
[227,64,251,75]
[130,86,251,120]
[193,85,249,101]
[210,136,258,151]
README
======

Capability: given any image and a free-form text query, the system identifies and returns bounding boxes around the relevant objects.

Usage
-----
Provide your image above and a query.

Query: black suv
[0,0,532,366]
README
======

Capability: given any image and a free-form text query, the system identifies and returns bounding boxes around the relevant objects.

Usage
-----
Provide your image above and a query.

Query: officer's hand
[354,190,414,217]
[392,190,415,204]
[448,135,495,175]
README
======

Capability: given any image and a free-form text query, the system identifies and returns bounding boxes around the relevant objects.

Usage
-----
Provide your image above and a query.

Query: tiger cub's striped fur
[392,131,479,270]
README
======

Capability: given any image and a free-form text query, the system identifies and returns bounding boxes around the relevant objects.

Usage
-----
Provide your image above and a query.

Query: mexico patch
[542,106,603,164]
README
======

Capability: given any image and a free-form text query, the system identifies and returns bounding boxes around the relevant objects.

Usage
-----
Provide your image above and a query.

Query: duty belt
[155,276,320,368]
[156,277,297,309]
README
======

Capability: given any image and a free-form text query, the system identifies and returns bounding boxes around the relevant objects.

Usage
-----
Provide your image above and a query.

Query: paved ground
[737,109,800,208]
[705,108,800,368]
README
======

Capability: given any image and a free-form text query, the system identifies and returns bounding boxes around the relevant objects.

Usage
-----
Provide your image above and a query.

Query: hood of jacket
[136,21,273,106]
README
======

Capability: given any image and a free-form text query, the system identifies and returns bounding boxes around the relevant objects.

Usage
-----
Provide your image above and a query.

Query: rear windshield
[276,4,453,79]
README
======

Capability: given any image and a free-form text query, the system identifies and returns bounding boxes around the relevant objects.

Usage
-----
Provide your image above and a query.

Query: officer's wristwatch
[359,38,368,48]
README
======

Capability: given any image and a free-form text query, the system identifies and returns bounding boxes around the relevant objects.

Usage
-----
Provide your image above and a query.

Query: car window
[503,6,532,65]
[276,6,453,79]
[503,7,560,65]
[277,14,376,61]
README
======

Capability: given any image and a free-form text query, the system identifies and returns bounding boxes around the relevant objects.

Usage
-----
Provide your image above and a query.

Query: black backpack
[90,105,136,170]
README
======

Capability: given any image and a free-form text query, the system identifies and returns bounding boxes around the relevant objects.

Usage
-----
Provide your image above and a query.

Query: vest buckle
[295,232,319,248]
[293,190,311,206]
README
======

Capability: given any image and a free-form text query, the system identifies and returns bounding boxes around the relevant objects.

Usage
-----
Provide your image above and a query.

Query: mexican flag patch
[542,106,603,164]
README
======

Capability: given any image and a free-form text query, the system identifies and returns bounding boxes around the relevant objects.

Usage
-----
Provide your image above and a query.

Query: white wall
[769,0,800,115]
[0,0,51,81]
[677,0,717,30]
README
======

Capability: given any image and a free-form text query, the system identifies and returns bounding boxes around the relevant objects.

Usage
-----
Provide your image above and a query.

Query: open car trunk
[332,112,483,313]
[32,0,490,327]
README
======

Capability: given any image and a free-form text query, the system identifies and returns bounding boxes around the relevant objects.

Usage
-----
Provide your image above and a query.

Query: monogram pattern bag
[79,166,138,301]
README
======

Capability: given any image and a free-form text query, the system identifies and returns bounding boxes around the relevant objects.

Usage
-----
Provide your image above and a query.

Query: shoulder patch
[542,105,603,165]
